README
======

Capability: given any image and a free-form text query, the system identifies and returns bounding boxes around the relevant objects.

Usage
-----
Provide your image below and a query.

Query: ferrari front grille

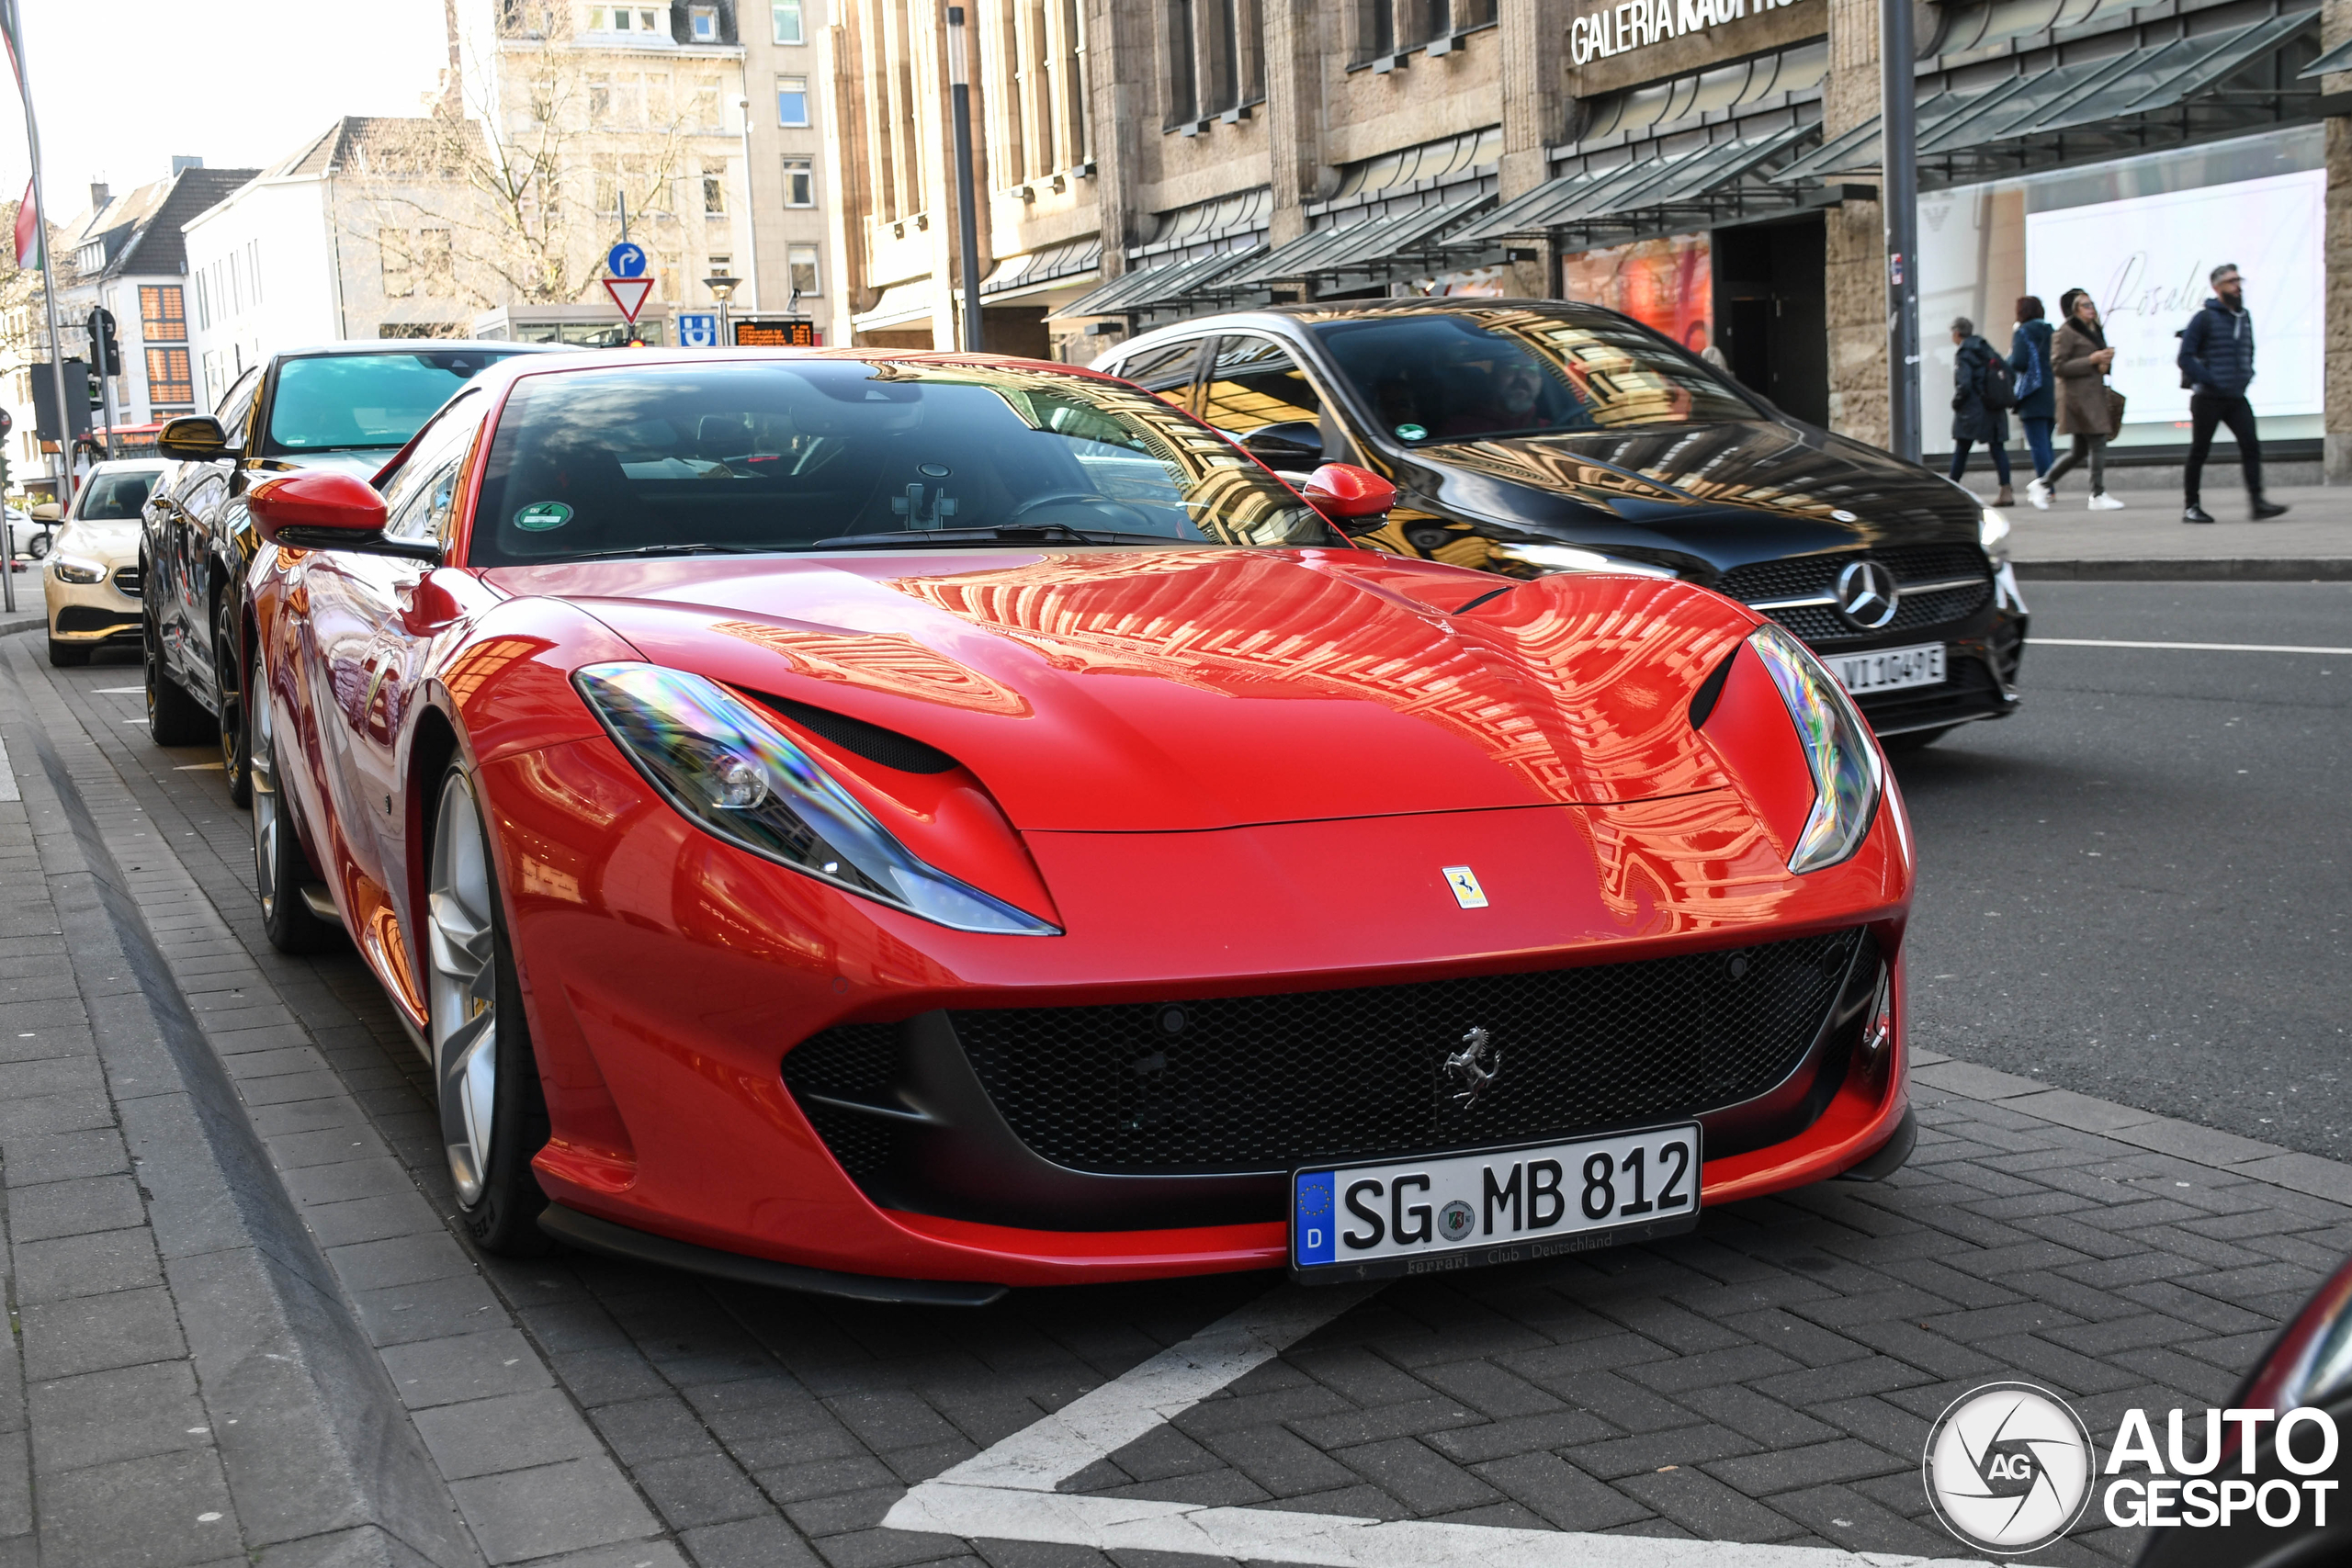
[803,929,1868,1177]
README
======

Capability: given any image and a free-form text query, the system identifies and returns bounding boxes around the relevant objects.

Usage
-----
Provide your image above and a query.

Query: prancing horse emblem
[1442,1026,1500,1108]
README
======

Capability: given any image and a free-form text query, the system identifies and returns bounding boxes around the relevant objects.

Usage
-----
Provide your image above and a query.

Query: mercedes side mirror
[247,471,437,562]
[1242,421,1324,468]
[28,502,60,523]
[1300,462,1397,536]
[155,414,231,462]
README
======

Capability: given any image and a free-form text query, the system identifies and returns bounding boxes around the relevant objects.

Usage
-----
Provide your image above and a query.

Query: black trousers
[2185,391,2264,505]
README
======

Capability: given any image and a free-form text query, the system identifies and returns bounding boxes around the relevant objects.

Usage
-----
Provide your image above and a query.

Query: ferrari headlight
[1747,624,1883,874]
[574,662,1057,935]
[1979,506,2011,561]
[51,556,105,584]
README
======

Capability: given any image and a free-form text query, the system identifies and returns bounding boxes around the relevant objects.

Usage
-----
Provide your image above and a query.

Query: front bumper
[484,732,1916,1290]
[43,563,143,645]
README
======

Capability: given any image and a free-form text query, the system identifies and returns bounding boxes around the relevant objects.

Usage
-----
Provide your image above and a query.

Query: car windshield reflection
[468,359,1340,566]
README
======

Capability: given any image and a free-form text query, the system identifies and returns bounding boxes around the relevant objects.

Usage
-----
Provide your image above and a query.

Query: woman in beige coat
[2029,288,2124,510]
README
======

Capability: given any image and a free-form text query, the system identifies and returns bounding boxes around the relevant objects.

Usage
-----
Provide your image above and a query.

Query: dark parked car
[1095,301,2027,749]
[141,341,566,801]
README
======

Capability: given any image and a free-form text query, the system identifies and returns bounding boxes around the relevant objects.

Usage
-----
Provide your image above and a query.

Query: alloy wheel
[427,772,499,1208]
[215,596,243,784]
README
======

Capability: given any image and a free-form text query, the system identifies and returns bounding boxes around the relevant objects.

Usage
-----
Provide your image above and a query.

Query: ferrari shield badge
[1442,865,1488,908]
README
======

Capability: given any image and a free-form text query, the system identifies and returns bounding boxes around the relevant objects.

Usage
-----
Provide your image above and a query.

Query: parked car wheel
[145,614,216,746]
[215,592,252,807]
[249,708,340,955]
[426,763,551,1256]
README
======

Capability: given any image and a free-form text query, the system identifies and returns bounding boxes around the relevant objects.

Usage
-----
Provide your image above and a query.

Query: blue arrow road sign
[675,312,719,348]
[606,242,648,279]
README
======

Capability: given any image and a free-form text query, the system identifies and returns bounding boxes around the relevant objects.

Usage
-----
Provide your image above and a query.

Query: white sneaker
[2087,492,2125,511]
[2026,479,2052,510]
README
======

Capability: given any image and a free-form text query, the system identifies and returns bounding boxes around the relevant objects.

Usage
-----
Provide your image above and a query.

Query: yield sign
[603,276,655,323]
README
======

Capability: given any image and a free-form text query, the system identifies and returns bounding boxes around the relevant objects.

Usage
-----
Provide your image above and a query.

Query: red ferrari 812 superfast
[241,349,1915,1304]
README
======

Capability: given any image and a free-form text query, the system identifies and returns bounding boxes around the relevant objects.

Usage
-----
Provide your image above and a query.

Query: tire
[25,531,50,561]
[47,637,91,667]
[214,592,252,807]
[425,764,552,1255]
[1880,726,1953,754]
[146,614,217,746]
[250,706,341,955]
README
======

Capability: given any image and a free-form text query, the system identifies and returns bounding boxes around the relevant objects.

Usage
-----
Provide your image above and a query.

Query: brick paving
[6,627,2352,1567]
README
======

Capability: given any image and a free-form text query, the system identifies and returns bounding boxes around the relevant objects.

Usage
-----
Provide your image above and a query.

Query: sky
[0,0,458,224]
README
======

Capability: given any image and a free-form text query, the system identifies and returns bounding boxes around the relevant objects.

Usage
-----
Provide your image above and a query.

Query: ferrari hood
[489,547,1756,832]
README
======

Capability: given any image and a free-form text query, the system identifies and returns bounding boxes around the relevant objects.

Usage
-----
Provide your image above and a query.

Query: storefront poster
[1560,233,1714,356]
[2024,168,2324,426]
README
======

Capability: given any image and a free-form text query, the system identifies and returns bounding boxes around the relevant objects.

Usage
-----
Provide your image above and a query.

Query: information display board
[733,318,821,347]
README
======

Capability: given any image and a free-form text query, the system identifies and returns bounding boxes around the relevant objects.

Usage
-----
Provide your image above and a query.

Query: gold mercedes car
[44,459,169,666]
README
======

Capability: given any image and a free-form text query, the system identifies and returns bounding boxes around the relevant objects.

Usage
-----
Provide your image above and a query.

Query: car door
[1195,333,1347,484]
[311,394,489,920]
[166,367,260,685]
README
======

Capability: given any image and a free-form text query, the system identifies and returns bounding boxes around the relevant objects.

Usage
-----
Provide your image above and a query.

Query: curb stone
[2012,558,2352,582]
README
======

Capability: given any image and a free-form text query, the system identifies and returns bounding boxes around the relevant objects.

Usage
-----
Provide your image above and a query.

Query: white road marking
[2035,637,2352,656]
[0,735,17,802]
[93,685,143,694]
[884,1284,1993,1568]
[173,762,225,772]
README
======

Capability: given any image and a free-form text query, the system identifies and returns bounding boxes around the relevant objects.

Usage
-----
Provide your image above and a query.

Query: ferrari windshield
[1310,309,1758,446]
[469,358,1340,565]
[266,350,535,455]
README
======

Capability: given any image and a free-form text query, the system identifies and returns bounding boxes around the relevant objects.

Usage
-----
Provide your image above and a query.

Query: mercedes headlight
[1747,624,1883,874]
[1489,542,1679,579]
[574,663,1057,935]
[51,556,105,584]
[1979,506,2011,561]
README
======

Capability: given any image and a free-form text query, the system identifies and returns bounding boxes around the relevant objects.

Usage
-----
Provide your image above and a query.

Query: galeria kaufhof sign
[1571,0,1802,65]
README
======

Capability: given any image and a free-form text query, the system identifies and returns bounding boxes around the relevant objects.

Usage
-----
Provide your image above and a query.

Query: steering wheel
[1002,491,1160,533]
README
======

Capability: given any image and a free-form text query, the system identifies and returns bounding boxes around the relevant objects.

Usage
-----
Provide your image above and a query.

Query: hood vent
[749,690,958,775]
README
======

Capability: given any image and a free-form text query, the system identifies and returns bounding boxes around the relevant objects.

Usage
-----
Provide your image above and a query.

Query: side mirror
[155,414,230,461]
[28,502,61,523]
[247,471,438,562]
[1300,462,1397,536]
[1241,421,1324,468]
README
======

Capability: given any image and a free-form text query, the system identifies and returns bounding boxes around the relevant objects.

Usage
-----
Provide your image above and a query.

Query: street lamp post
[944,6,986,353]
[1880,0,1923,464]
[705,276,738,348]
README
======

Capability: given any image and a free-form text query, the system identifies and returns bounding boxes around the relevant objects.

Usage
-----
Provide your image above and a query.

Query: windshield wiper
[536,542,790,562]
[808,525,1174,548]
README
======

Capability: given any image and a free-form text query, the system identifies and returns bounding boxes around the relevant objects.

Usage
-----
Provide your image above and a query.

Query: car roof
[449,345,1125,395]
[78,457,174,476]
[1113,297,1635,344]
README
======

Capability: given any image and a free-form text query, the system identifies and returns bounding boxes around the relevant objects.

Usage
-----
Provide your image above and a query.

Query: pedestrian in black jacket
[2177,263,2288,524]
[2008,297,2056,484]
[1948,317,2013,505]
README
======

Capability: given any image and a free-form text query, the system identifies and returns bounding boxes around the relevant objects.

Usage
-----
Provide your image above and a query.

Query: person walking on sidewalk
[2029,288,2124,512]
[2177,263,2288,525]
[2009,296,2056,491]
[1948,317,2014,505]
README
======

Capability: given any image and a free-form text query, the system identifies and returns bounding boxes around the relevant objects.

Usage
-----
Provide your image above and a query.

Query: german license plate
[1290,1125,1702,1282]
[1833,641,1946,694]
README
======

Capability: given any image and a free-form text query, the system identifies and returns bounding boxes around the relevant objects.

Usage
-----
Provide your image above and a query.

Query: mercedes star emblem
[1834,559,1900,631]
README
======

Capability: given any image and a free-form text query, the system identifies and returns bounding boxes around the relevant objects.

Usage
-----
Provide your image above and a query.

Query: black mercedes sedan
[1095,300,2026,749]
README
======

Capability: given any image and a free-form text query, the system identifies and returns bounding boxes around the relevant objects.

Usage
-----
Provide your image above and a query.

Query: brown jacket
[2052,318,2116,437]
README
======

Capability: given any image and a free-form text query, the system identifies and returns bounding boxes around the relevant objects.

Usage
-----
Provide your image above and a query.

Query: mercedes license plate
[1291,1125,1702,1282]
[1834,641,1946,694]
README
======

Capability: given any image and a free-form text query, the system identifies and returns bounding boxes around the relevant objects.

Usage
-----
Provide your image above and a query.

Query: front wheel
[214,593,252,807]
[25,530,50,561]
[250,708,340,954]
[47,637,91,668]
[426,764,551,1255]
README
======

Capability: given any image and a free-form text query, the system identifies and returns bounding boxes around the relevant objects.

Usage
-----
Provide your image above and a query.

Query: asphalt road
[1896,580,2352,1158]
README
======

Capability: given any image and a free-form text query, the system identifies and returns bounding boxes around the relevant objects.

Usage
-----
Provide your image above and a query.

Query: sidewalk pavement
[1949,481,2352,579]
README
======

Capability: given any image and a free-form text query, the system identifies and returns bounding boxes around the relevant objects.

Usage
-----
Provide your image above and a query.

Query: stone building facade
[821,0,2343,473]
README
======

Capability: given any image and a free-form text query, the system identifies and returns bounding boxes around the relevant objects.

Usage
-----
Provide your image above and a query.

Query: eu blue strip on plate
[1294,1169,1335,1267]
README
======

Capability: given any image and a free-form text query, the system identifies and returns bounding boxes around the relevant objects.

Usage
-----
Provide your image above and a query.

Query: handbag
[2105,386,2128,427]
[2012,334,2043,400]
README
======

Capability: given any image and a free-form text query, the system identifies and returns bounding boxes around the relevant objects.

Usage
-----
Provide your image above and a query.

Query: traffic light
[87,307,119,379]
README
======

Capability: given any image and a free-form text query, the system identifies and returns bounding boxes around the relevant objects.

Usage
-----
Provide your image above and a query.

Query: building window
[772,0,803,43]
[586,5,662,29]
[783,156,814,206]
[787,244,820,299]
[776,73,809,125]
[146,347,193,408]
[141,285,188,345]
[708,254,733,276]
[702,164,727,214]
[1165,0,1196,124]
[688,5,718,39]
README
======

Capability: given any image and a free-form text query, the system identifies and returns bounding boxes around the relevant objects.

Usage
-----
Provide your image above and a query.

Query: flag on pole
[12,177,34,271]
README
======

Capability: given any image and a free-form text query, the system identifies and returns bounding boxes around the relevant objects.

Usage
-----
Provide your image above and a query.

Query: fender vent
[747,691,957,774]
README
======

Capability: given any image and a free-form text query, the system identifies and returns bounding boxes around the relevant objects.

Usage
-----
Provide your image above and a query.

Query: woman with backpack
[2008,296,2056,488]
[1948,316,2015,505]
